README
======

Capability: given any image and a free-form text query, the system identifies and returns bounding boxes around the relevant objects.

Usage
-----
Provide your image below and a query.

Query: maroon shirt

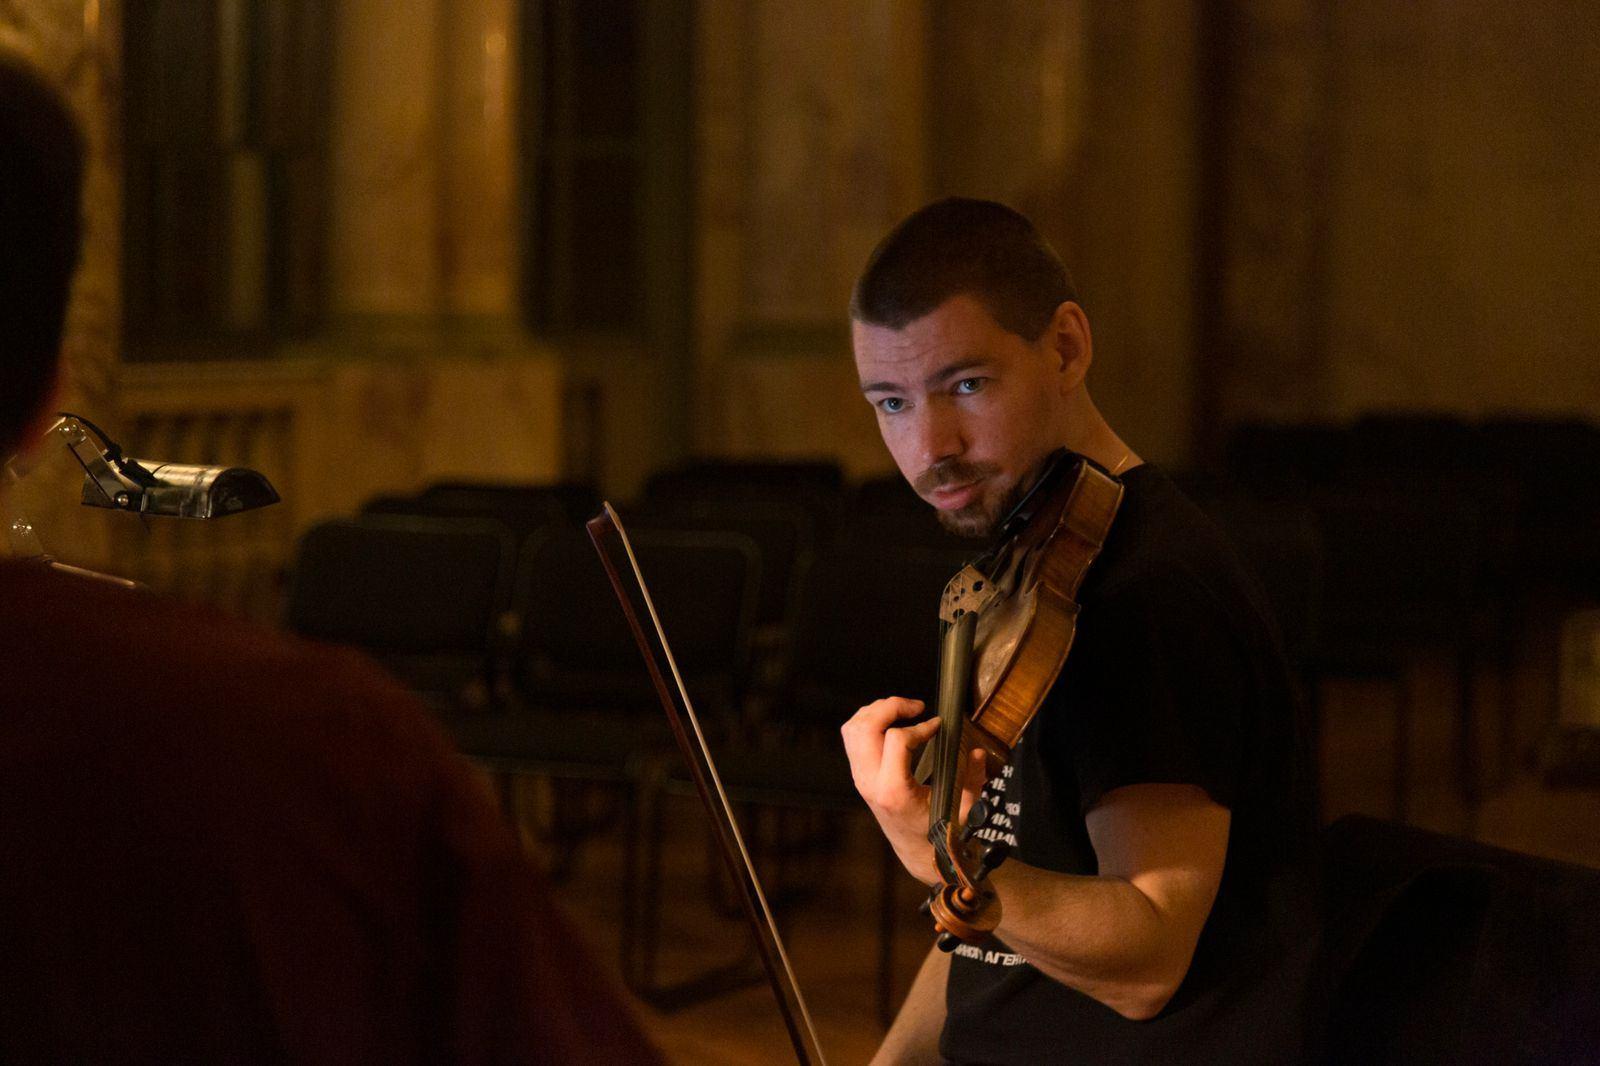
[0,561,660,1064]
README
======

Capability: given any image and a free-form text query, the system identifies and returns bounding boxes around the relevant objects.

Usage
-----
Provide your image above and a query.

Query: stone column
[1198,0,1335,446]
[436,0,517,317]
[927,1,1087,242]
[928,0,1201,466]
[696,0,926,472]
[327,0,516,321]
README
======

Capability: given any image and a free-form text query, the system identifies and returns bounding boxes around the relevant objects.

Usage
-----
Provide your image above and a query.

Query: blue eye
[956,378,985,395]
[879,397,905,414]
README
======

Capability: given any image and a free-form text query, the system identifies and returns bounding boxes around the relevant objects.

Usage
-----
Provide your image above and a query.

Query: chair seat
[668,741,856,809]
[448,710,667,778]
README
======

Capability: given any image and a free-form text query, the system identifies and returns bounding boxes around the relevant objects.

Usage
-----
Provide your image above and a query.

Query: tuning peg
[936,932,961,953]
[962,799,991,838]
[977,839,1011,878]
[918,894,934,917]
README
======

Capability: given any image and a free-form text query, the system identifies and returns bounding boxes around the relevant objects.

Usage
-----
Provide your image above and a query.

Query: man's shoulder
[1088,465,1268,621]
[0,560,442,758]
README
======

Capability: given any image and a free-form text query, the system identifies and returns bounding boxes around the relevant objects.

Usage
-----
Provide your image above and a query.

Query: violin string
[608,506,827,1064]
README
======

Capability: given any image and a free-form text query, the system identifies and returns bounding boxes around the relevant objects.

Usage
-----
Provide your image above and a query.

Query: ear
[1045,301,1092,393]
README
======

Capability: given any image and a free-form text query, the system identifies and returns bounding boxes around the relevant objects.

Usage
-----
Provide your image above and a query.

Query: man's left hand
[842,697,986,885]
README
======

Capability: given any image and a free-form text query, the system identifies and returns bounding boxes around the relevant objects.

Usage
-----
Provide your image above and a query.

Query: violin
[919,450,1124,949]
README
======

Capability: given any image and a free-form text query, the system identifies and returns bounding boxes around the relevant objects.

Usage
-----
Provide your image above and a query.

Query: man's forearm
[988,860,1201,1020]
[872,945,949,1066]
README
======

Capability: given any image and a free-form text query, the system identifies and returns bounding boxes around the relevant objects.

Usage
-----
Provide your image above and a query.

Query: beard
[917,459,1028,540]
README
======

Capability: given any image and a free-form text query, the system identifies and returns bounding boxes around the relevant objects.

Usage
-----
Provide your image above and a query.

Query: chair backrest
[640,459,845,540]
[1317,815,1600,1065]
[778,541,971,730]
[420,480,601,523]
[1226,422,1352,499]
[364,485,569,545]
[624,499,817,631]
[285,515,516,708]
[1347,413,1478,485]
[843,474,975,551]
[1308,487,1483,613]
[515,524,760,719]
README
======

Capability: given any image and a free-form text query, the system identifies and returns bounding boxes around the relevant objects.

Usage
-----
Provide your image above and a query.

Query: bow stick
[587,503,827,1066]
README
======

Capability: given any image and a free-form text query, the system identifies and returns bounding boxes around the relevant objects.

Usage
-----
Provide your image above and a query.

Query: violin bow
[586,503,827,1066]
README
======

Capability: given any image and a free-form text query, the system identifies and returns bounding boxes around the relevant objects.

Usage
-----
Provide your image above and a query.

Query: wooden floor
[519,637,1600,1064]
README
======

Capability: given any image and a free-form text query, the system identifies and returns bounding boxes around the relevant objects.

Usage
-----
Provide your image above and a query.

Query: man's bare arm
[987,782,1229,1020]
[871,945,949,1066]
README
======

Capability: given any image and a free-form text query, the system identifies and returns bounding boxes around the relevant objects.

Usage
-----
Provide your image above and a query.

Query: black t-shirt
[941,464,1321,1065]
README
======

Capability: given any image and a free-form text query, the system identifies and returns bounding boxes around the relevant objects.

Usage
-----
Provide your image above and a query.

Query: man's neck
[1060,398,1140,477]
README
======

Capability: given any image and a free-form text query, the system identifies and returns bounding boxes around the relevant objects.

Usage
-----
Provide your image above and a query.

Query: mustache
[914,460,999,497]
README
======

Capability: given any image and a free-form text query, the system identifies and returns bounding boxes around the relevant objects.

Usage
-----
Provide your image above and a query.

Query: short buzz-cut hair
[849,197,1077,341]
[0,54,84,455]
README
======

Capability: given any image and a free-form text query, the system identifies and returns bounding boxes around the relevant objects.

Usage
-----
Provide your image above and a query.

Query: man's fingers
[957,748,989,823]
[843,697,926,736]
[959,746,989,790]
[881,716,941,778]
[841,698,927,791]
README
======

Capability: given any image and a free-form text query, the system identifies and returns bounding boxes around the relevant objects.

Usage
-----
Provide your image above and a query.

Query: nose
[909,400,966,471]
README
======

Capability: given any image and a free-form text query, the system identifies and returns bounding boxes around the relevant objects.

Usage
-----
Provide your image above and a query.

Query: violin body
[924,452,1124,949]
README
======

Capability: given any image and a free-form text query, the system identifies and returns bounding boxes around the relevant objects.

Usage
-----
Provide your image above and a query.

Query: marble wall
[694,0,926,477]
[328,0,518,320]
[1209,0,1600,432]
[1320,1,1600,419]
[697,0,1202,473]
[13,0,1600,586]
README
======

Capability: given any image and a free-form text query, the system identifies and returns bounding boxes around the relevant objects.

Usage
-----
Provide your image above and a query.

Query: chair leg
[621,764,660,991]
[1393,669,1412,824]
[1495,600,1518,787]
[1457,645,1479,835]
[494,771,518,821]
[1302,670,1325,823]
[638,779,669,992]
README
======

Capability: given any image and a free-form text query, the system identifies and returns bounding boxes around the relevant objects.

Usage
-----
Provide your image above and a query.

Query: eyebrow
[860,358,992,395]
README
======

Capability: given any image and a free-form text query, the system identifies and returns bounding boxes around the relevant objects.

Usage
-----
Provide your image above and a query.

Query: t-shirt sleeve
[1045,574,1248,816]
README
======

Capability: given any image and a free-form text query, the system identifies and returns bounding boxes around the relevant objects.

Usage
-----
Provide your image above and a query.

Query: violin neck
[931,611,978,839]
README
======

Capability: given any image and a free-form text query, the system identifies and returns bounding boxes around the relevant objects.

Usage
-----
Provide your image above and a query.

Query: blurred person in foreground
[0,53,659,1065]
[841,199,1320,1064]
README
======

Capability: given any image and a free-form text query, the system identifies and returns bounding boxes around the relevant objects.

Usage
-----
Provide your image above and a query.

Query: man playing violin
[842,199,1319,1064]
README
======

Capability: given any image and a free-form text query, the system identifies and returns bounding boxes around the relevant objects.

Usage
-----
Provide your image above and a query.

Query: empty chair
[1306,486,1488,824]
[778,541,970,727]
[285,515,517,715]
[448,523,760,878]
[640,458,845,542]
[843,473,975,551]
[363,484,572,546]
[1226,422,1351,499]
[1346,413,1478,486]
[624,498,819,649]
[1477,417,1600,598]
[629,539,970,1018]
[421,480,601,524]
